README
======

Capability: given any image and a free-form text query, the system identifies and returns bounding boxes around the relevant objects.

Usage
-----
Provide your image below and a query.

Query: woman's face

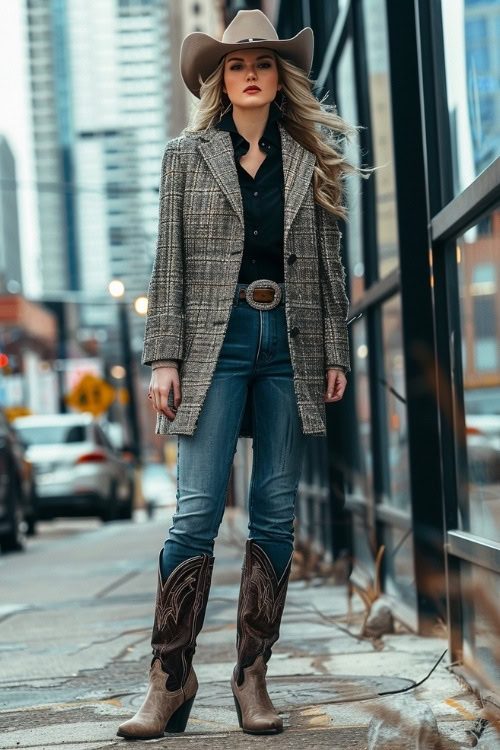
[222,47,281,110]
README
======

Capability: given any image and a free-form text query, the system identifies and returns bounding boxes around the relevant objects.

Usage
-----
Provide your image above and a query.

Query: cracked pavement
[0,498,481,749]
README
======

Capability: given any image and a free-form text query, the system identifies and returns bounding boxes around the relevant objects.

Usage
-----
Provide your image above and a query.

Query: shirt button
[251,259,256,263]
[253,230,258,235]
[287,253,297,265]
[290,326,300,338]
[254,191,258,196]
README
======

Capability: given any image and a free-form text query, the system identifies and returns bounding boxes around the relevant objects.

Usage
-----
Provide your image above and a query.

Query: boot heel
[165,693,196,733]
[233,693,243,728]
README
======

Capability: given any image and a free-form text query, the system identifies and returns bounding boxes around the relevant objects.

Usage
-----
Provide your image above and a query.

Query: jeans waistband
[233,281,286,307]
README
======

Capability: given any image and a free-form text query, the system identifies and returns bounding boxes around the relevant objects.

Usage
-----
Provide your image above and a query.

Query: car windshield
[15,424,87,446]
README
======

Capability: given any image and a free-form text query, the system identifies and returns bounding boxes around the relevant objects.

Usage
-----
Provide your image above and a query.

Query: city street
[0,498,480,749]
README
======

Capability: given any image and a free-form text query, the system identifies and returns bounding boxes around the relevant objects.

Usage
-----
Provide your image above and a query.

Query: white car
[13,413,134,522]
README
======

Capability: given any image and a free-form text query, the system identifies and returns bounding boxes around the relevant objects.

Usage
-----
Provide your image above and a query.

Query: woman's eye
[229,62,272,70]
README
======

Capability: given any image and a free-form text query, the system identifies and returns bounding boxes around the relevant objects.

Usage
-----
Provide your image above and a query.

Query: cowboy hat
[180,9,314,99]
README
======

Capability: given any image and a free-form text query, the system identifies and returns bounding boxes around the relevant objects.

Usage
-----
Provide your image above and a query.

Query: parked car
[13,412,134,522]
[0,408,38,552]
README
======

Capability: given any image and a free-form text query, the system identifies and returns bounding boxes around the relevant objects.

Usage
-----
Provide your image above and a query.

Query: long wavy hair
[182,50,375,221]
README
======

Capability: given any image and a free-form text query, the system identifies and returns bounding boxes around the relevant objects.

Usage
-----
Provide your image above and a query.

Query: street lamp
[109,279,125,298]
[134,296,148,316]
[108,280,141,465]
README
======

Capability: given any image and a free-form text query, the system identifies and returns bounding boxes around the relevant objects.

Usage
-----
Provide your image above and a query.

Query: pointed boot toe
[116,551,214,739]
[231,540,292,734]
[116,660,198,740]
[231,656,284,734]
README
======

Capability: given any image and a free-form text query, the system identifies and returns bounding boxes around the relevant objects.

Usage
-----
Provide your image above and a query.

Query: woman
[117,9,369,741]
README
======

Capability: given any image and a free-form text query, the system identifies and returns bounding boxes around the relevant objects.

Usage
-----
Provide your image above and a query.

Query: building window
[458,207,500,543]
[362,0,400,279]
[441,0,500,194]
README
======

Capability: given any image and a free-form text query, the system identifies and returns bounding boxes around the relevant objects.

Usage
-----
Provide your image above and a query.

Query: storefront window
[441,0,500,197]
[336,37,364,304]
[381,294,410,509]
[458,207,500,543]
[362,0,399,279]
[383,525,416,610]
[461,561,500,687]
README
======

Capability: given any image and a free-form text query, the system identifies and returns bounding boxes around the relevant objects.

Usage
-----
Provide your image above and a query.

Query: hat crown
[221,9,279,45]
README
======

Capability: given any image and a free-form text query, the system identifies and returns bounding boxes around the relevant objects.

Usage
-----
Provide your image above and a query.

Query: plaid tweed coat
[142,119,351,438]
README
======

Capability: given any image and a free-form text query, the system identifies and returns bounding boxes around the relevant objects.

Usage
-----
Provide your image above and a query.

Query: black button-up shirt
[215,103,285,284]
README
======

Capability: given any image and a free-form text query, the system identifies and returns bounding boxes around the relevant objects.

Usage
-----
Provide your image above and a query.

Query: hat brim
[180,27,314,99]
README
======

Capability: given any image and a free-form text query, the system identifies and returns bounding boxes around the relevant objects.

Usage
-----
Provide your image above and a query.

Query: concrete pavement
[0,495,482,749]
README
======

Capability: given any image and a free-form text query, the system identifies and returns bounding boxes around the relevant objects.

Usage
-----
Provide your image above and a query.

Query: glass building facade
[226,0,500,676]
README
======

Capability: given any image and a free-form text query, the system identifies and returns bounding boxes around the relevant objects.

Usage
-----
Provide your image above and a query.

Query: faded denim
[161,282,308,581]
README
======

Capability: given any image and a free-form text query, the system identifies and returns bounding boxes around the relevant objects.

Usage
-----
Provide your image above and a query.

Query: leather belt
[238,279,282,310]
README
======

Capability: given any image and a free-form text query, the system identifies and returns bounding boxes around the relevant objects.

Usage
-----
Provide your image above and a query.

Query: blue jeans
[161,282,308,582]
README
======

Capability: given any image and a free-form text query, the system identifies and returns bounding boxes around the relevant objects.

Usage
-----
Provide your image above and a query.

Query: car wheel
[25,488,39,536]
[25,513,37,536]
[120,493,134,521]
[100,482,118,523]
[0,481,26,553]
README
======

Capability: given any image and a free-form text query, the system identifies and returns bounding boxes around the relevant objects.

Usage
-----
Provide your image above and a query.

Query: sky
[0,1,41,298]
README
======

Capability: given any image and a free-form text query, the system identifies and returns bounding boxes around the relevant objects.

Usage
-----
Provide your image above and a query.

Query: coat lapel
[278,121,316,248]
[198,121,317,246]
[198,130,245,229]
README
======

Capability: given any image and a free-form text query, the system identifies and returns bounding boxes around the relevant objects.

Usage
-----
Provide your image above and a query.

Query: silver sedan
[13,413,134,523]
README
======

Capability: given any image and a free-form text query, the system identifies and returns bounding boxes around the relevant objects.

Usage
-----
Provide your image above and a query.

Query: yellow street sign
[65,373,116,417]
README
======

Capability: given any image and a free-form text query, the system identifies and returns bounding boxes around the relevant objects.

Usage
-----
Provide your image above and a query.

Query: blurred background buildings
[0,0,499,696]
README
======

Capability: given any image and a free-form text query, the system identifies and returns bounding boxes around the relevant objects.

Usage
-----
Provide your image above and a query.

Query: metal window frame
[447,532,500,576]
[416,0,500,661]
[311,0,426,620]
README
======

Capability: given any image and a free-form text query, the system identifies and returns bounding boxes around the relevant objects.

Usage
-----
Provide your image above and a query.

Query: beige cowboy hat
[180,9,314,99]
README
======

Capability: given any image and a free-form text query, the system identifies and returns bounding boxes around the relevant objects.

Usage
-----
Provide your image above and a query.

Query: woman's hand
[324,368,347,403]
[148,367,181,420]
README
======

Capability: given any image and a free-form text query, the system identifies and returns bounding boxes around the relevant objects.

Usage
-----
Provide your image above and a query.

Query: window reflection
[462,562,500,688]
[336,37,364,304]
[362,0,399,279]
[441,0,500,196]
[349,320,373,502]
[381,295,410,509]
[458,207,500,542]
[383,526,416,610]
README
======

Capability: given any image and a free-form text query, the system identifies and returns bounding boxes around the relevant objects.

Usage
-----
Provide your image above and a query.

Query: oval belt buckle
[245,279,282,310]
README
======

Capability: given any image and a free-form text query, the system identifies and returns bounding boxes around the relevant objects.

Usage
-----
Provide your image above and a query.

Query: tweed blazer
[142,119,351,439]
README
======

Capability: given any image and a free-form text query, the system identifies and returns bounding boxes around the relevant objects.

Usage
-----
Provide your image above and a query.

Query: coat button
[287,253,297,265]
[290,326,300,338]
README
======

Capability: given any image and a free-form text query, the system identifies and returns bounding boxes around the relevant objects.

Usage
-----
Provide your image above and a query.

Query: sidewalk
[0,505,482,749]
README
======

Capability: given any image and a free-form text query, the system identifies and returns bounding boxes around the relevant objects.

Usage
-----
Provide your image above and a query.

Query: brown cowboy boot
[117,549,214,740]
[231,539,293,734]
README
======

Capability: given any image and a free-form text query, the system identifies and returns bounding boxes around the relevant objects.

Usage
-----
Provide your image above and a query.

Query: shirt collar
[215,102,282,149]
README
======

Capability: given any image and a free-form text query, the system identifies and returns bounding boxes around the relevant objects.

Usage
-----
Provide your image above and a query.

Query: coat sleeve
[142,141,185,367]
[315,203,351,374]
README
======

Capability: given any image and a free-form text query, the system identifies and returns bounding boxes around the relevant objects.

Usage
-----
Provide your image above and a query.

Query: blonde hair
[182,51,375,220]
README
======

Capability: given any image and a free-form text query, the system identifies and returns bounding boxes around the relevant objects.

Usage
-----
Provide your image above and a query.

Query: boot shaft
[235,539,293,686]
[152,550,215,691]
